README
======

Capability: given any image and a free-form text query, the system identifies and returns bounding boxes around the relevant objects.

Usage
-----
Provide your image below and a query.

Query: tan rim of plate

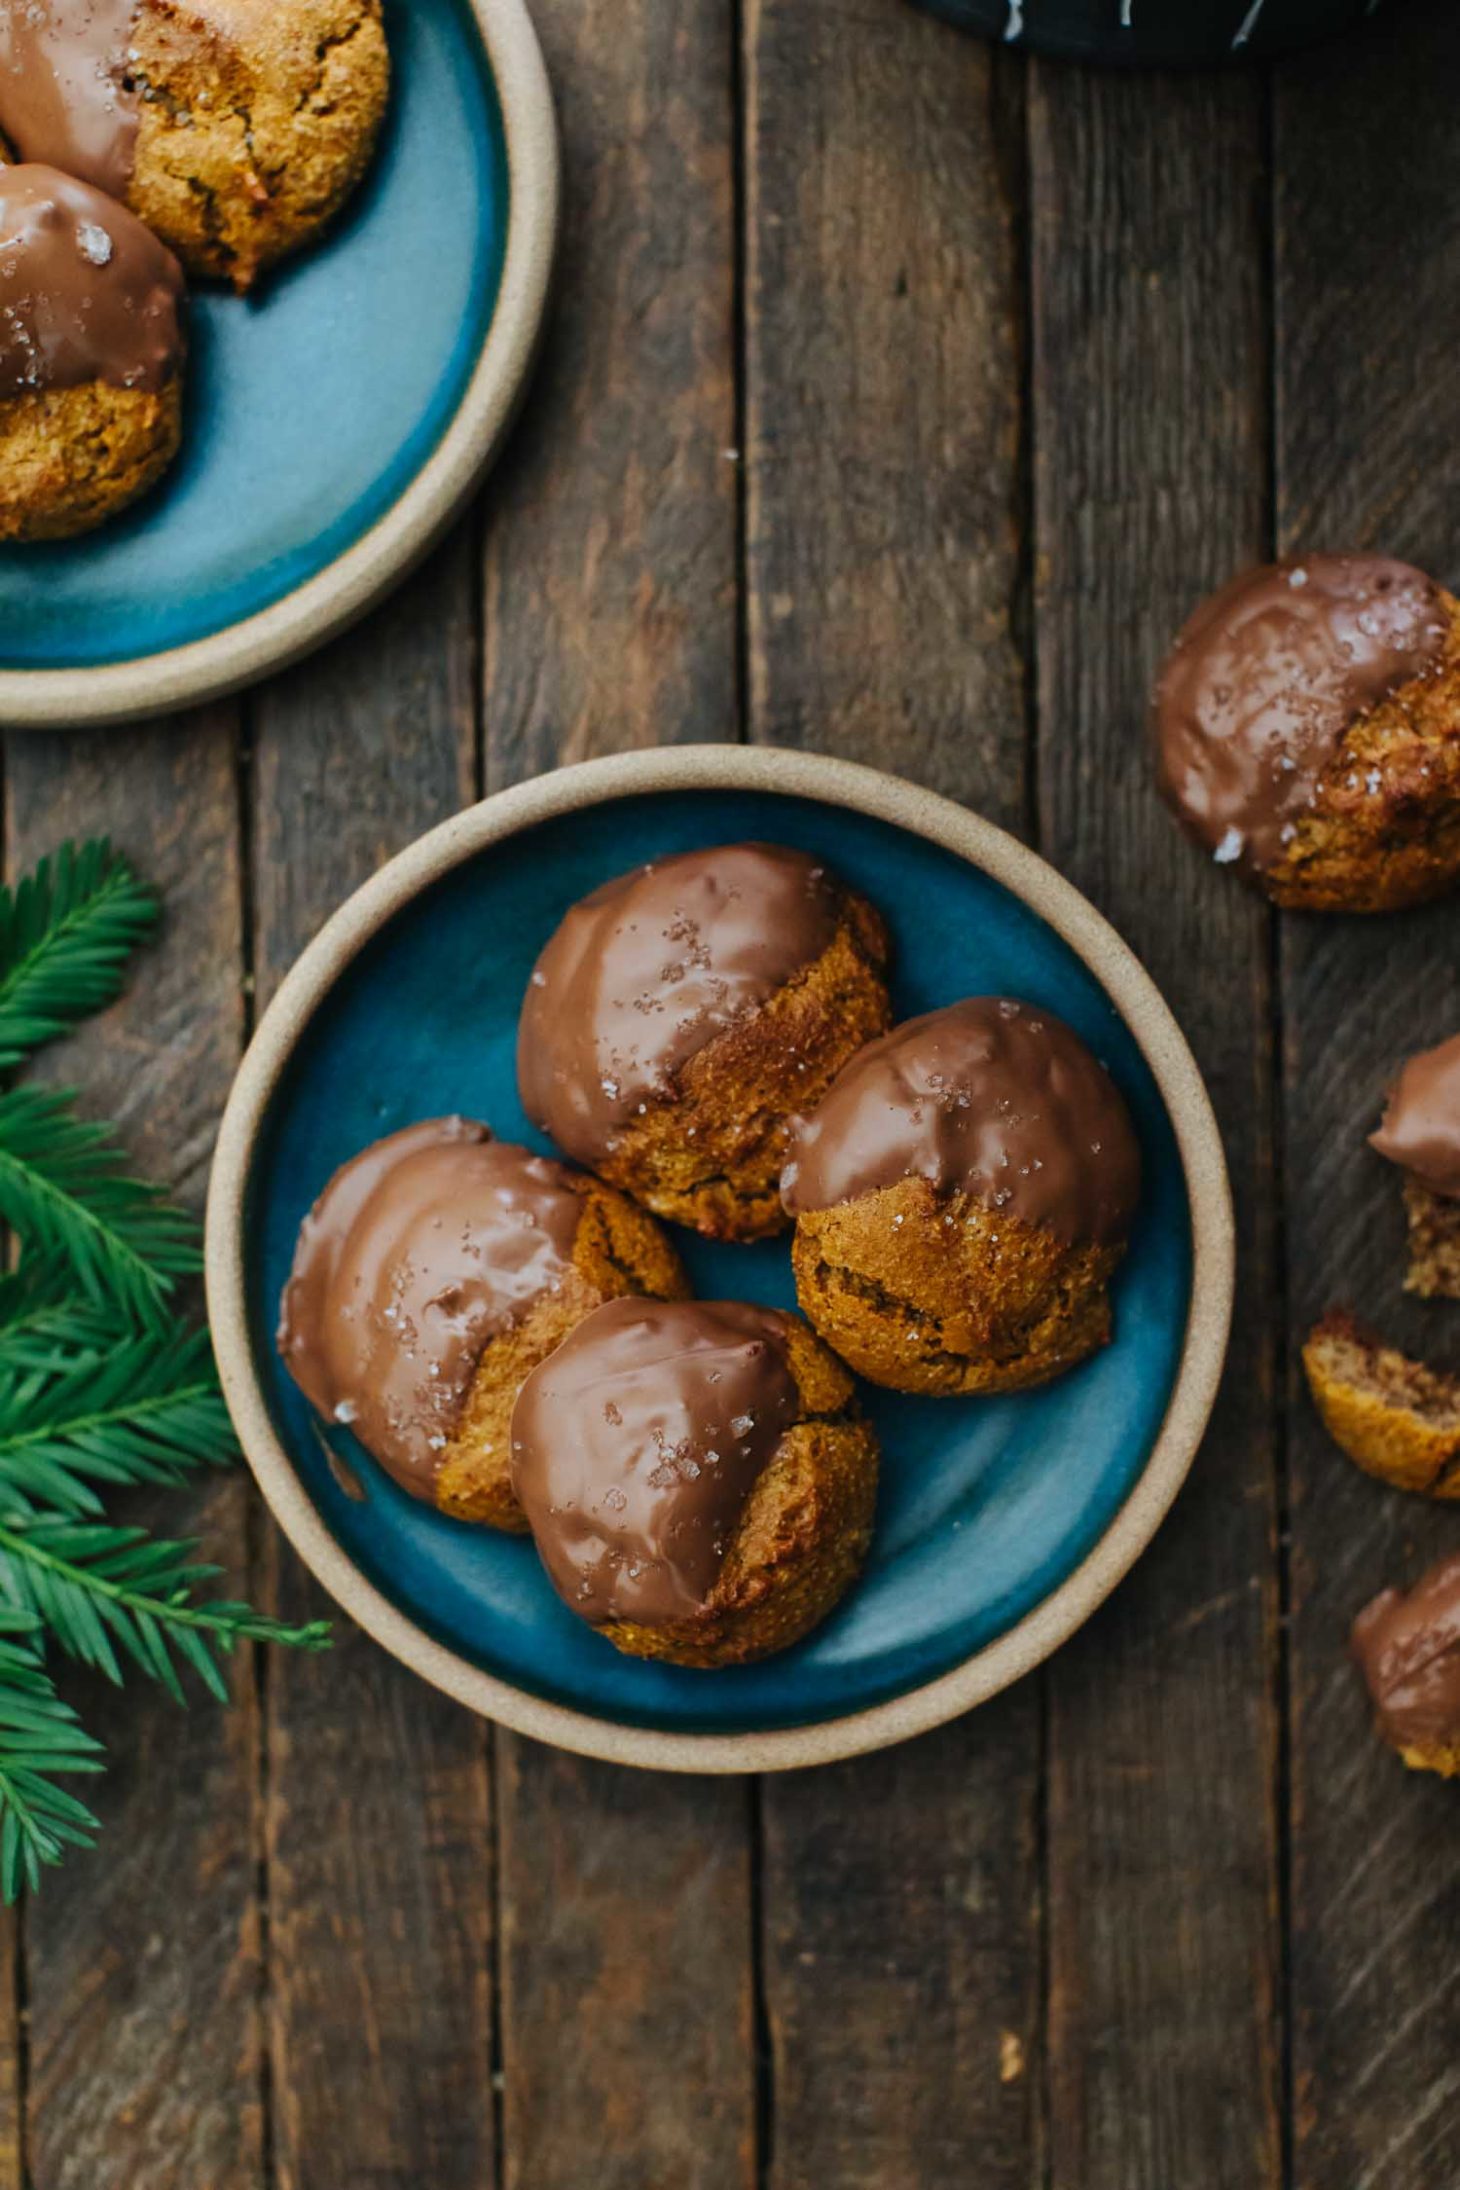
[0,0,559,733]
[205,745,1236,1774]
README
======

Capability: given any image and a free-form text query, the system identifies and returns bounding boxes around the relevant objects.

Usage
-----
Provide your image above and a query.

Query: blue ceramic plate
[208,750,1233,1769]
[0,0,557,730]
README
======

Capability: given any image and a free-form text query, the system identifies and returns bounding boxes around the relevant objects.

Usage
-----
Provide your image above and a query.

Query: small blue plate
[0,0,557,728]
[213,755,1229,1764]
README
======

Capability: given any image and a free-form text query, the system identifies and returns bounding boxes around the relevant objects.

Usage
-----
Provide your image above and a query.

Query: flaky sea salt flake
[76,221,113,266]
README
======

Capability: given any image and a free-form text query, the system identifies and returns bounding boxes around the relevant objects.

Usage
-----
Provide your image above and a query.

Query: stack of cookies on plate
[278,841,1145,1668]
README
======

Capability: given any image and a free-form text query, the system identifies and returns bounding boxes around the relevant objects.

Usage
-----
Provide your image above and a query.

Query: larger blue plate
[237,780,1204,1744]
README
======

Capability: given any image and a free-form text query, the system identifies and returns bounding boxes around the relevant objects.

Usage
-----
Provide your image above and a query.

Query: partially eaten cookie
[1352,1554,1460,1779]
[1370,1031,1460,1301]
[1302,1309,1460,1498]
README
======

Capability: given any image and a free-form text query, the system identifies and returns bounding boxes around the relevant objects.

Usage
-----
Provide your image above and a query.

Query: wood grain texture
[15,11,1460,2181]
[745,0,1028,817]
[481,0,738,782]
[758,1705,1040,2190]
[498,1747,753,2190]
[745,9,1040,2184]
[481,5,754,2184]
[1274,11,1460,2185]
[1028,64,1283,2189]
[0,1912,18,2190]
[2,714,262,2190]
[250,540,497,2190]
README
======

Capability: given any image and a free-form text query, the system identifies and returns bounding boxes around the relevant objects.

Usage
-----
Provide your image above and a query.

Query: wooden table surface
[5,2,1460,2184]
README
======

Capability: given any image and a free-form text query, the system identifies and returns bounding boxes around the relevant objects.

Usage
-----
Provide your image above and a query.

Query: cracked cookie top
[517,844,847,1169]
[782,997,1141,1248]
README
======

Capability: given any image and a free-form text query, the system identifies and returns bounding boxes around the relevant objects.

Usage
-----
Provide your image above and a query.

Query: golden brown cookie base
[790,1177,1121,1398]
[597,1320,879,1667]
[434,1177,689,1531]
[1394,1738,1460,1779]
[128,0,390,292]
[1266,588,1460,912]
[0,378,183,541]
[591,899,892,1242]
[1302,1308,1460,1496]
[1402,1178,1460,1301]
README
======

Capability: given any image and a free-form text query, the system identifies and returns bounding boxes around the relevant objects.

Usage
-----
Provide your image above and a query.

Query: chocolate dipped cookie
[511,1297,879,1666]
[518,844,892,1242]
[1155,555,1460,911]
[782,999,1141,1396]
[0,161,184,539]
[278,1118,688,1531]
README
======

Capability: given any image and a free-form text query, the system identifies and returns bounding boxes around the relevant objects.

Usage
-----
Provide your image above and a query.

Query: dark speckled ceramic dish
[914,0,1388,65]
[206,749,1233,1771]
[0,0,557,731]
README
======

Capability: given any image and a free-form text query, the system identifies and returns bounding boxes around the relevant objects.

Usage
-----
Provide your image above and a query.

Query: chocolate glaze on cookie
[517,844,843,1167]
[511,1297,799,1626]
[0,0,140,199]
[1154,555,1448,874]
[1371,1032,1460,1201]
[782,998,1140,1247]
[278,1119,584,1498]
[0,163,182,395]
[1352,1554,1460,1753]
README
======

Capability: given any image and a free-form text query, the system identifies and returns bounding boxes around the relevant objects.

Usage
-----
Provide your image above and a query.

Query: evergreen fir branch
[0,1519,330,1708]
[0,839,334,1897]
[0,1328,237,1519]
[0,1609,103,1901]
[0,1087,200,1325]
[0,843,158,1072]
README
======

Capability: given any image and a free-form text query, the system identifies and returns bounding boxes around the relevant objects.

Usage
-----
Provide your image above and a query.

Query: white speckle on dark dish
[1231,0,1267,46]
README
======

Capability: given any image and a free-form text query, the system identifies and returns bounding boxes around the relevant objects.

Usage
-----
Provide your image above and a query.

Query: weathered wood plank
[0,1911,19,2190]
[1274,10,1460,2184]
[758,1710,1040,2188]
[250,540,498,2190]
[745,8,1040,2183]
[481,0,739,780]
[1028,61,1282,2189]
[3,713,261,2190]
[498,1748,754,2190]
[481,2,753,2183]
[745,0,1027,818]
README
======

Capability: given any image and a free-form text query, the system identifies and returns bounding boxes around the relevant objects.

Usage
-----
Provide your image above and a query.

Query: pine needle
[0,1254,120,1373]
[0,1609,103,1900]
[0,843,158,1073]
[0,1087,201,1325]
